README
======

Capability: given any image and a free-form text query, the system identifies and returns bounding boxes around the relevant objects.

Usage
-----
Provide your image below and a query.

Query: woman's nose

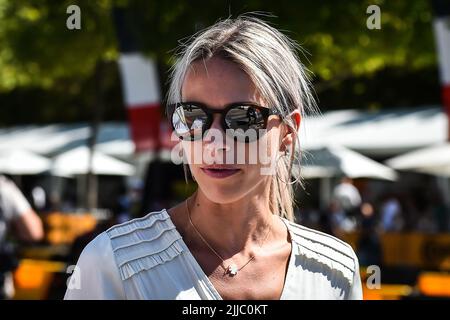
[203,114,224,142]
[203,114,230,155]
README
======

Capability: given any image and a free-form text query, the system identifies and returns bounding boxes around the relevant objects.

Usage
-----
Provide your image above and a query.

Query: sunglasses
[167,101,281,142]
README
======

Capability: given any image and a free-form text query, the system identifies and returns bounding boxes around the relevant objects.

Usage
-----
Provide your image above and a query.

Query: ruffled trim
[298,242,355,283]
[110,224,177,251]
[107,210,169,239]
[284,219,356,284]
[105,209,186,281]
[287,221,355,259]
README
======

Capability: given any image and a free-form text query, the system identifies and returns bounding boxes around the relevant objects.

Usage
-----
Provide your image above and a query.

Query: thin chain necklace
[185,198,272,276]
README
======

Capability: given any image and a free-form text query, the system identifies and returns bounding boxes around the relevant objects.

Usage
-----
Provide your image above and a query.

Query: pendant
[227,264,238,276]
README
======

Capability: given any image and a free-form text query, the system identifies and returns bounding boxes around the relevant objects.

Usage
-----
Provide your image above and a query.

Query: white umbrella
[385,142,450,177]
[52,146,135,176]
[300,165,335,179]
[300,107,447,157]
[95,140,135,160]
[417,165,450,176]
[302,145,398,181]
[0,149,51,174]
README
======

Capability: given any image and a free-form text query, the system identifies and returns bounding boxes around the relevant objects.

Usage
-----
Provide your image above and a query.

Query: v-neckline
[163,209,296,300]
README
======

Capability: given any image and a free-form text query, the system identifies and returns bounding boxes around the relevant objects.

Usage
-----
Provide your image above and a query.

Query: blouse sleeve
[64,232,125,300]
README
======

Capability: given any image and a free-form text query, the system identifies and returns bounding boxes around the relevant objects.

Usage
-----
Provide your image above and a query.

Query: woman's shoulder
[105,209,172,238]
[80,209,178,260]
[282,218,358,282]
[96,209,185,280]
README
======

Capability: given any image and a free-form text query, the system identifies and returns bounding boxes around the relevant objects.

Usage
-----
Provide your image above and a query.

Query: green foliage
[0,0,438,90]
[0,0,440,123]
[122,0,437,85]
[0,0,116,90]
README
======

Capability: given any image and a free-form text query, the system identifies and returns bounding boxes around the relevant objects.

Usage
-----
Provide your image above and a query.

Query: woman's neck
[187,184,275,257]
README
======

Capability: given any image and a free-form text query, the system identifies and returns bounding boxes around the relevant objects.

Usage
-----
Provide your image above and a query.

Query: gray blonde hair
[166,14,317,222]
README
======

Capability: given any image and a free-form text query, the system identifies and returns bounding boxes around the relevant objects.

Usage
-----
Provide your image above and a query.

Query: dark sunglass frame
[167,101,281,142]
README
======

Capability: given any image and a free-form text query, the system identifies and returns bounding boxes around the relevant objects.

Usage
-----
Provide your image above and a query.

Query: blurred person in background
[0,174,44,299]
[328,199,357,236]
[330,177,361,235]
[416,209,438,233]
[356,202,382,267]
[31,185,47,212]
[332,177,362,218]
[65,15,362,300]
[379,193,404,232]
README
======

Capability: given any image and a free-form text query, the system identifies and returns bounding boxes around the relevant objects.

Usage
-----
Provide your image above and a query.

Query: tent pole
[77,175,85,210]
[50,175,63,211]
[320,177,332,210]
[436,175,450,207]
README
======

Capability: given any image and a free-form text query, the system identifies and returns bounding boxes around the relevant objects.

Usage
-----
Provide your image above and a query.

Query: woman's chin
[199,187,246,204]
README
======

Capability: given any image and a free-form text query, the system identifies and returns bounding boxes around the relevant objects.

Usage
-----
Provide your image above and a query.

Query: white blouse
[64,209,363,300]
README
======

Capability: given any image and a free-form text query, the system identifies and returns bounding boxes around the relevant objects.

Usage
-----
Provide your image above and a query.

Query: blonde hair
[166,14,317,222]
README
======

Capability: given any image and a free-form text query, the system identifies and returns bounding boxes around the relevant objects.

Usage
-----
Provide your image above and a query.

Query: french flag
[432,0,450,140]
[118,54,161,152]
[113,8,161,152]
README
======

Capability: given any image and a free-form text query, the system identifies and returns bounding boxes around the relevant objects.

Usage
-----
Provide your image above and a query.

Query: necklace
[185,198,272,276]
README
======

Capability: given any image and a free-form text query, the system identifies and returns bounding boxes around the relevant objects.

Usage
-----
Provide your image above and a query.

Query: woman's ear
[280,110,301,152]
[290,110,301,131]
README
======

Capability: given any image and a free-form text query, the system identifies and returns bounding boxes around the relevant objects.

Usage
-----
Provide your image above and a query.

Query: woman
[65,15,362,300]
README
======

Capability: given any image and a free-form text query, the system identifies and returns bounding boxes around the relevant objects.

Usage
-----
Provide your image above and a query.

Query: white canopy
[300,165,335,179]
[0,123,132,157]
[300,106,447,157]
[0,124,90,155]
[302,145,398,181]
[0,106,445,160]
[95,140,135,159]
[385,142,450,177]
[0,149,51,175]
[52,146,135,176]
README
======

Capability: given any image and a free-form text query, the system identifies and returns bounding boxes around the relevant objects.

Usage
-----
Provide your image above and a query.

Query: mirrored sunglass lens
[225,106,266,130]
[225,106,266,142]
[172,105,207,139]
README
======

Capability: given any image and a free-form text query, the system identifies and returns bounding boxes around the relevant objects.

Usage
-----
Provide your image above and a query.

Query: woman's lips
[200,167,241,179]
